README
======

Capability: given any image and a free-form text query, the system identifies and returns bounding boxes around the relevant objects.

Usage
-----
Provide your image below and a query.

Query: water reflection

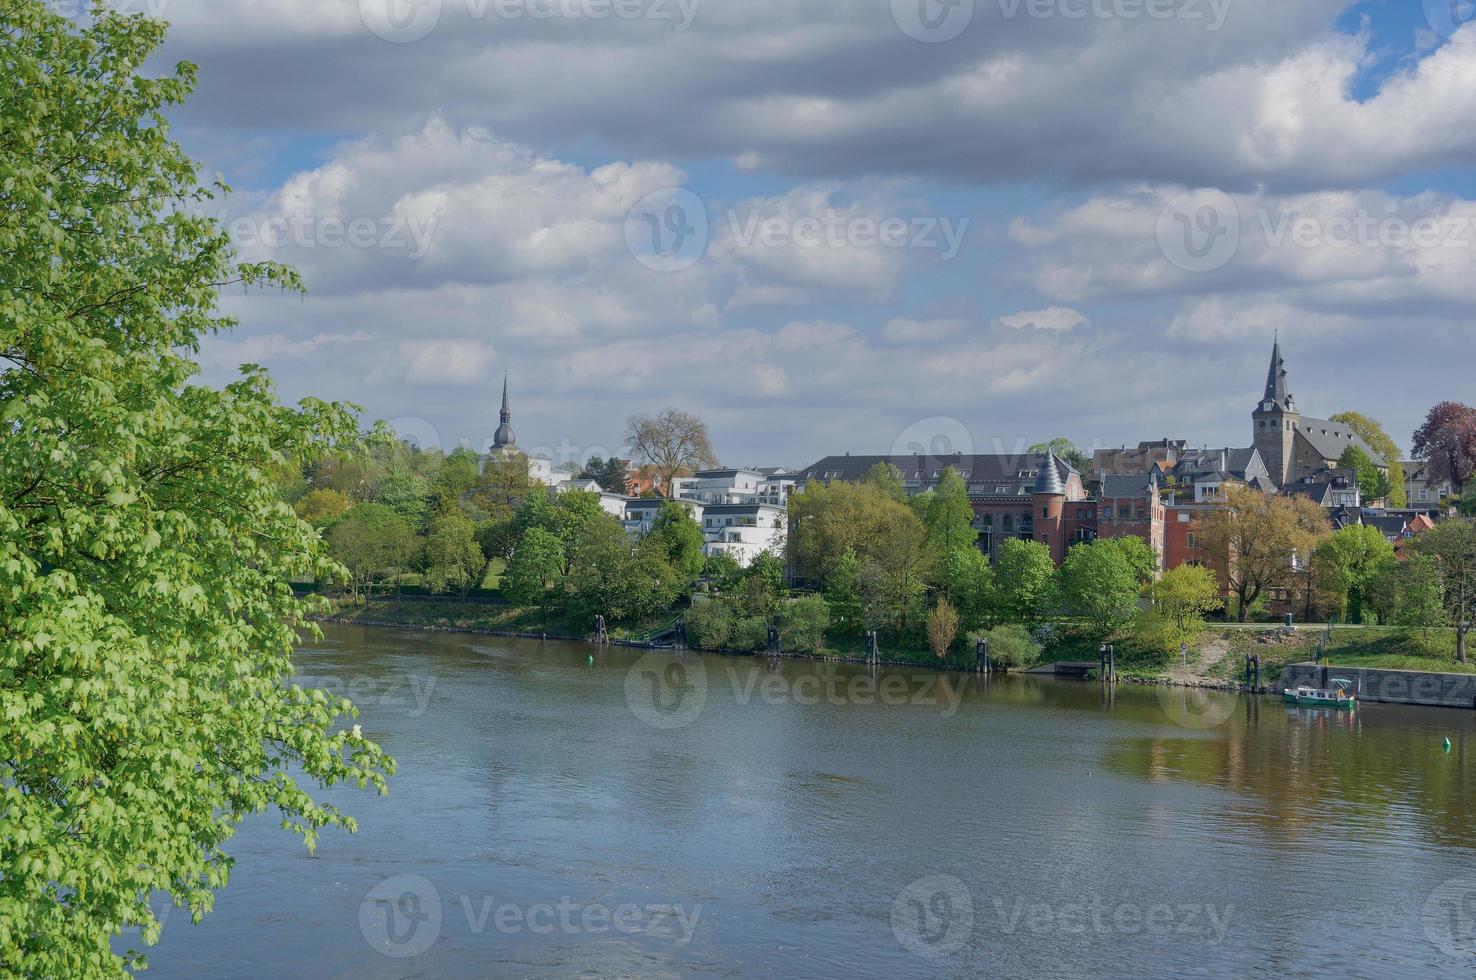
[137,624,1476,978]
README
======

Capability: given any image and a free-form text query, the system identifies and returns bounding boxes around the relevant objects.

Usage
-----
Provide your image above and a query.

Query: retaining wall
[1280,662,1476,710]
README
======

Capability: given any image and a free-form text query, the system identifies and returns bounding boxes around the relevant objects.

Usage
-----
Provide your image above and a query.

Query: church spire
[1262,334,1293,412]
[493,374,516,450]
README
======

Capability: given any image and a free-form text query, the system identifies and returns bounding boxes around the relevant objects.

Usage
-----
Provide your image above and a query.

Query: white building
[699,503,787,567]
[620,467,791,568]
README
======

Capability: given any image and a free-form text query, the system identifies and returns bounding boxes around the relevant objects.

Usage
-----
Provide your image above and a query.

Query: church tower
[1252,336,1298,487]
[492,376,517,452]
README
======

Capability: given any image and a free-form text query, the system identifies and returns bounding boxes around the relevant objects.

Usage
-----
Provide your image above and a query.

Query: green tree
[982,624,1042,670]
[0,8,391,973]
[1338,445,1390,504]
[646,499,706,584]
[685,599,735,650]
[822,549,864,638]
[702,550,744,593]
[994,539,1058,623]
[1331,411,1405,507]
[551,489,608,555]
[433,448,483,511]
[374,467,433,532]
[473,451,535,520]
[1059,539,1141,637]
[1028,437,1090,473]
[501,527,566,609]
[1196,484,1329,621]
[578,455,630,494]
[943,547,996,632]
[327,504,418,596]
[294,487,353,525]
[422,512,486,596]
[863,461,908,502]
[1411,518,1476,663]
[1388,553,1447,635]
[777,594,831,653]
[924,467,977,555]
[1312,524,1396,624]
[565,517,680,623]
[1154,564,1222,636]
[1107,535,1158,588]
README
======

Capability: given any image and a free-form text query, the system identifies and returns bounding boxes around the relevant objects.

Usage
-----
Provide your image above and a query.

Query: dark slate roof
[1101,473,1158,498]
[1171,448,1259,479]
[1296,417,1383,466]
[1280,468,1358,505]
[798,453,1076,498]
[1363,512,1409,538]
[1034,453,1065,495]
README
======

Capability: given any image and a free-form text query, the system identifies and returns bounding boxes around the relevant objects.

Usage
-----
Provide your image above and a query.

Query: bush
[777,594,830,653]
[1129,609,1187,667]
[982,624,1041,670]
[730,616,771,653]
[685,599,735,651]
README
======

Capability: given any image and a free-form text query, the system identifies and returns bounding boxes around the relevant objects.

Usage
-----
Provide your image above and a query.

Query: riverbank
[312,596,1473,700]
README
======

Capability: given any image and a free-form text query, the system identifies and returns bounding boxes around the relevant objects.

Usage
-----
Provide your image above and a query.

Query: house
[698,503,788,568]
[1093,439,1189,477]
[1164,447,1273,503]
[1278,468,1362,510]
[1402,460,1454,509]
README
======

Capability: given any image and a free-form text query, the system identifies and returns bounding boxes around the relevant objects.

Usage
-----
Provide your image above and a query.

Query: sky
[112,0,1476,467]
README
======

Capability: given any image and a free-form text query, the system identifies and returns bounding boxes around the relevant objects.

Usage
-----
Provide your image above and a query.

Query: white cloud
[400,339,496,385]
[882,317,965,343]
[997,307,1088,333]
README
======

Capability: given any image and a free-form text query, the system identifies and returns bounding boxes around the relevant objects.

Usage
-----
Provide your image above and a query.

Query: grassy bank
[317,595,677,642]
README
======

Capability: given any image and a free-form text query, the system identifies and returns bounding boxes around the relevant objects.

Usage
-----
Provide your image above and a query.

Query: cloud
[997,307,1088,332]
[400,339,497,385]
[196,331,372,369]
[882,317,966,343]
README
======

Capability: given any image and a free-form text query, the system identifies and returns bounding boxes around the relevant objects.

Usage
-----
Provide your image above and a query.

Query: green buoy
[588,654,595,666]
[1444,737,1452,753]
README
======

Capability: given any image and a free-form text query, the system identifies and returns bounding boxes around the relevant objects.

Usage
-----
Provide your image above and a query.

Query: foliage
[646,500,707,584]
[981,624,1041,670]
[1461,488,1476,518]
[624,408,718,497]
[500,527,567,609]
[1194,484,1329,622]
[926,597,961,658]
[432,448,483,511]
[685,599,735,650]
[1130,609,1188,666]
[1412,402,1476,495]
[1410,518,1476,663]
[0,6,391,973]
[1106,535,1157,587]
[730,616,772,653]
[1059,539,1141,637]
[862,461,907,502]
[924,467,977,555]
[1154,564,1221,634]
[1337,445,1390,503]
[943,547,996,633]
[1387,553,1447,635]
[327,504,418,596]
[1311,524,1396,624]
[421,512,486,596]
[822,549,864,638]
[993,538,1058,622]
[1331,411,1405,508]
[701,550,744,593]
[777,595,830,653]
[564,517,681,623]
[1028,437,1090,473]
[471,451,535,520]
[578,455,630,494]
[294,488,353,525]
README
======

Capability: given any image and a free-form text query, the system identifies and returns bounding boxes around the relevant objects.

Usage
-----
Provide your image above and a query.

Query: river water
[136,622,1476,978]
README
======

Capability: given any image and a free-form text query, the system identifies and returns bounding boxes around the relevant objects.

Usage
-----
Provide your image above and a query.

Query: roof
[798,453,1077,497]
[692,468,764,479]
[1363,512,1409,538]
[1296,417,1383,466]
[1171,448,1260,480]
[1280,468,1358,506]
[1101,473,1158,498]
[700,503,787,515]
[1034,453,1065,495]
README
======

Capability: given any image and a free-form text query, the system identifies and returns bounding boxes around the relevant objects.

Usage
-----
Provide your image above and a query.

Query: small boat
[1283,679,1357,710]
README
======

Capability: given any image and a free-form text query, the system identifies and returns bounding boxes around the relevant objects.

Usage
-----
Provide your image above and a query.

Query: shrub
[777,594,830,653]
[685,599,735,651]
[730,616,771,653]
[983,624,1041,670]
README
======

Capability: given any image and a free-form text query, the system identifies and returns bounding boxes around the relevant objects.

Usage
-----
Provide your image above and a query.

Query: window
[1103,506,1113,519]
[1042,507,1049,518]
[1003,515,1013,532]
[1187,533,1198,549]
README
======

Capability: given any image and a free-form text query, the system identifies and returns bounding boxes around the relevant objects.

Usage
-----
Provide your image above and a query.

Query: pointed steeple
[1034,452,1065,496]
[1261,334,1293,412]
[492,374,516,450]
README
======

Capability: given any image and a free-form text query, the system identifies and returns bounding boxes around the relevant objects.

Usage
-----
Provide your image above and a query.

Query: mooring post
[594,615,608,645]
[1245,654,1260,690]
[975,636,991,674]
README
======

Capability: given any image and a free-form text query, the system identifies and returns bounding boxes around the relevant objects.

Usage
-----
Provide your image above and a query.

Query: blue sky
[135,0,1476,468]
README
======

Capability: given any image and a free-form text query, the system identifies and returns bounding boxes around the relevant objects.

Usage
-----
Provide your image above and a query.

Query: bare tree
[625,408,719,497]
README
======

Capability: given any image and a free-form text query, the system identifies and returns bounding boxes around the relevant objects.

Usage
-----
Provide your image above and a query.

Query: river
[134,622,1476,978]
